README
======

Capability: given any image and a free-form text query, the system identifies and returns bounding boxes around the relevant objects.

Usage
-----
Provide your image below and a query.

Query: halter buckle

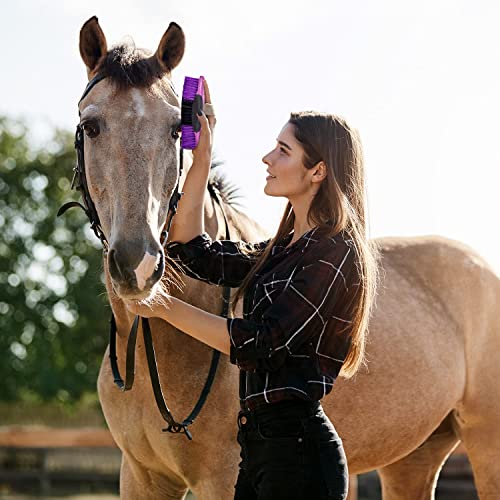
[163,422,193,440]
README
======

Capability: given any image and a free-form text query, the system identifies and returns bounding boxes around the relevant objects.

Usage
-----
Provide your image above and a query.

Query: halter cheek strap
[58,73,184,252]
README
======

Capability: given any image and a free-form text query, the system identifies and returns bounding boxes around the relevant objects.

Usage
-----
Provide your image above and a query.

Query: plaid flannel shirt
[165,227,358,411]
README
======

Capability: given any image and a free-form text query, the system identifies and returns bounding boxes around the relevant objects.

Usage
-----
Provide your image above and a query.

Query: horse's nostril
[108,244,163,291]
[108,247,134,282]
[108,248,123,280]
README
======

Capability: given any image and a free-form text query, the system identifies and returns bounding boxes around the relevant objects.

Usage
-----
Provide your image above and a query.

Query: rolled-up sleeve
[165,232,269,288]
[227,239,357,372]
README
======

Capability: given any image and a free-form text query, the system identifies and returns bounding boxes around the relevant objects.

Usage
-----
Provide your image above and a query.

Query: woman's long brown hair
[231,111,381,379]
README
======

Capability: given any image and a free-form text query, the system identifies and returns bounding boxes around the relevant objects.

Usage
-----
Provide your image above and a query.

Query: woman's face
[262,122,311,199]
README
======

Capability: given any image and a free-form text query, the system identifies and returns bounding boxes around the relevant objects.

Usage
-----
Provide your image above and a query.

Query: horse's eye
[81,120,100,138]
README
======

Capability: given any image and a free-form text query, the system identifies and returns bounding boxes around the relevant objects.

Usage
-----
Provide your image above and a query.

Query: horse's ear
[154,22,185,72]
[79,16,108,77]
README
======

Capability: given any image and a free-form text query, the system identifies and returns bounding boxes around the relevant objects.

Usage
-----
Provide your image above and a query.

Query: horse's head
[78,17,185,300]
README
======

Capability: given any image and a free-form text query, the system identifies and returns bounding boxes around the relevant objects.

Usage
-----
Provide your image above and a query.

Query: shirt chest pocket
[251,267,302,311]
[247,259,305,317]
[260,271,295,296]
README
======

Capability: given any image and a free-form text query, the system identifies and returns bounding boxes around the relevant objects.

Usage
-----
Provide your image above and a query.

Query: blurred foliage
[0,116,109,405]
[0,395,106,427]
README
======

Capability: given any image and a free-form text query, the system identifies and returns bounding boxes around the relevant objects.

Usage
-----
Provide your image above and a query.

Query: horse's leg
[191,479,236,500]
[120,455,190,500]
[454,398,500,498]
[453,284,500,499]
[458,424,500,499]
[377,412,460,500]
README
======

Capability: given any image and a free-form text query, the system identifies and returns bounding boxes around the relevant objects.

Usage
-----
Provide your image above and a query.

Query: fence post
[39,448,51,496]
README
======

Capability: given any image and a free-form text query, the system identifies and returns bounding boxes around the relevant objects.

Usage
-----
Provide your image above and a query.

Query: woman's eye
[279,147,287,154]
[81,121,100,138]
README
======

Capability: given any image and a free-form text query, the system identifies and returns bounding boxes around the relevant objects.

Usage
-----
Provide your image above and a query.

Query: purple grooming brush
[181,76,205,150]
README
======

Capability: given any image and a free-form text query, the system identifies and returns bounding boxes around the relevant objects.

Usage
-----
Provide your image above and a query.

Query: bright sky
[1,0,499,274]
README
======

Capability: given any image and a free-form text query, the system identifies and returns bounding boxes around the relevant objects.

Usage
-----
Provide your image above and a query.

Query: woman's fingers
[202,78,216,130]
[125,293,171,320]
[192,110,212,160]
[201,105,216,131]
[197,110,212,135]
[198,109,209,127]
[125,301,155,318]
[198,109,214,142]
[206,112,216,131]
[203,78,212,104]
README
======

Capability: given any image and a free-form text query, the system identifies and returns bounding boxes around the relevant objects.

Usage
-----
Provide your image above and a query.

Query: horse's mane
[98,42,241,207]
[209,161,242,207]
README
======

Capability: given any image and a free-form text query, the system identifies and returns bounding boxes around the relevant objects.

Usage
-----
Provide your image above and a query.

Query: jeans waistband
[238,399,322,430]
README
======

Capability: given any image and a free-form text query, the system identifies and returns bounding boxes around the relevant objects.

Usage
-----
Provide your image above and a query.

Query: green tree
[0,117,109,404]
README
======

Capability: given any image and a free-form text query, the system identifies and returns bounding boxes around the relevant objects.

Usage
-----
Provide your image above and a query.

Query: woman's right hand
[191,79,216,164]
[167,79,216,243]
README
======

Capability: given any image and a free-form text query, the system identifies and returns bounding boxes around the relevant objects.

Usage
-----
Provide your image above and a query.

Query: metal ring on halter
[203,102,215,116]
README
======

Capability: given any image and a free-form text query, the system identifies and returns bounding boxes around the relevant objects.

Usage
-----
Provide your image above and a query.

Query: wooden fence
[0,428,120,496]
[0,427,476,499]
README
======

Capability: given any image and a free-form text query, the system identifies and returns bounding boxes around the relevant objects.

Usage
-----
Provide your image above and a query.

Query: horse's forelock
[97,42,166,90]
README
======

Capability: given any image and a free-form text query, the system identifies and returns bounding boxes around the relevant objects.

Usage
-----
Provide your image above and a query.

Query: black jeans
[234,399,349,500]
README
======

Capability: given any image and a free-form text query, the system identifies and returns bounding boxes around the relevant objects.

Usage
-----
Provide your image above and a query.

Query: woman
[126,80,379,499]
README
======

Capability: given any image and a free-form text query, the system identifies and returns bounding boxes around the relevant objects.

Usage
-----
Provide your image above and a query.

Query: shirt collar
[272,226,320,255]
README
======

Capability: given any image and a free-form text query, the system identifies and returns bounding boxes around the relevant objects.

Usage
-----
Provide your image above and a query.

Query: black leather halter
[58,73,231,440]
[57,72,184,249]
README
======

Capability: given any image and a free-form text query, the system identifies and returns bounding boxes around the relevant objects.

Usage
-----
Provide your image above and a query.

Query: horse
[76,16,500,499]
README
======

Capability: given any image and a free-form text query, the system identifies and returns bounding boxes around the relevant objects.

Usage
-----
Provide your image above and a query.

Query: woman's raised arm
[167,79,216,243]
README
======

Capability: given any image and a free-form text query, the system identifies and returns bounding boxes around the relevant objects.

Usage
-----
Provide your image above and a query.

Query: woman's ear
[311,161,327,184]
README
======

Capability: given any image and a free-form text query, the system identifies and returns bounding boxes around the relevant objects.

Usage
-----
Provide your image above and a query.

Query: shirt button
[240,416,247,425]
[298,437,303,442]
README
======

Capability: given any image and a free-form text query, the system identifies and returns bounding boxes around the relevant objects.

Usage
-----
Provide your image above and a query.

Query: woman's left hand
[125,292,171,320]
[127,292,231,356]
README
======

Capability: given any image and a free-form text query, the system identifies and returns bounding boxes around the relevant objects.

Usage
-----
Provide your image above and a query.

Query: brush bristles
[181,101,194,126]
[181,125,198,149]
[182,77,200,101]
[180,76,204,150]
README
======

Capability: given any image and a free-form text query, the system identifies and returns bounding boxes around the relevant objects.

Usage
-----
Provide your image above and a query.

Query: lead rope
[109,145,232,439]
[109,194,231,439]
